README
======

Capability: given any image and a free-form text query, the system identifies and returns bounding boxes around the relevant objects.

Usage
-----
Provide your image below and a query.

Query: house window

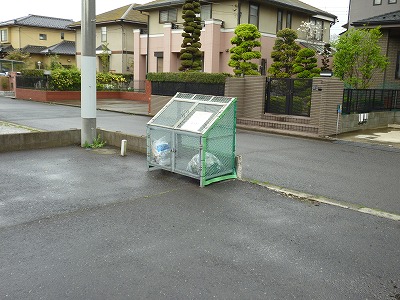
[396,51,400,79]
[277,10,283,32]
[159,8,177,23]
[157,57,164,73]
[373,0,382,5]
[0,29,7,42]
[286,11,292,29]
[249,4,259,27]
[388,0,397,3]
[61,32,64,40]
[201,4,212,21]
[39,34,47,40]
[101,27,107,42]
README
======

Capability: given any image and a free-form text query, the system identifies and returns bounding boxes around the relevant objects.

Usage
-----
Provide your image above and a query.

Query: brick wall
[15,80,152,103]
[310,77,344,137]
[225,76,266,119]
[384,36,400,89]
[149,95,171,116]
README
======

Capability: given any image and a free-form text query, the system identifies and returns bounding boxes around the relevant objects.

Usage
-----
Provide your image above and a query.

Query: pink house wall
[133,21,324,80]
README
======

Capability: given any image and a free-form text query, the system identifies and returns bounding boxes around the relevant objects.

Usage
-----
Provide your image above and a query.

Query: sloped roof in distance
[352,10,400,26]
[0,15,74,30]
[69,4,148,27]
[134,0,336,20]
[21,45,47,54]
[41,40,76,55]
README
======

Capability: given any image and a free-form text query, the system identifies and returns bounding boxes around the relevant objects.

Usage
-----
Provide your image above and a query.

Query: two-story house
[0,15,76,69]
[70,4,148,74]
[347,0,400,88]
[132,0,336,81]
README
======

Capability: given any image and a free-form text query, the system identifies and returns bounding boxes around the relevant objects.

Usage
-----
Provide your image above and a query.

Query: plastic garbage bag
[186,152,223,175]
[152,137,171,166]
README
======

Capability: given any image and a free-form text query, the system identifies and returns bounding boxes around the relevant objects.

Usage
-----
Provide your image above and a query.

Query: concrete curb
[0,129,81,152]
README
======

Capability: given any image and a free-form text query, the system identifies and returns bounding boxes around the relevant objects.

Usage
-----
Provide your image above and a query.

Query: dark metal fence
[342,89,400,114]
[265,78,312,117]
[16,76,49,90]
[151,81,225,96]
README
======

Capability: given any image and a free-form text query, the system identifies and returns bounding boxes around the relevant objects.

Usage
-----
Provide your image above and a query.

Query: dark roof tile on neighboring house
[134,0,336,20]
[352,10,400,26]
[69,4,148,27]
[21,45,47,54]
[0,15,74,30]
[0,45,14,53]
[41,40,76,55]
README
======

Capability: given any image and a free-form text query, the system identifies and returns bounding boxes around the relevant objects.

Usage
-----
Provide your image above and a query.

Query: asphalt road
[1,147,399,299]
[1,97,399,215]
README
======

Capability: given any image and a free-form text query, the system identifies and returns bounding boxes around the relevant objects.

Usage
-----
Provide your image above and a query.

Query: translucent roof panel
[148,93,236,132]
[150,100,195,127]
[176,103,224,133]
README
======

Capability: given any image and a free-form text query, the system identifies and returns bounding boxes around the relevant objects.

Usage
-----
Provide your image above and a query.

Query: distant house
[132,0,336,81]
[347,0,400,88]
[70,4,147,74]
[0,15,76,69]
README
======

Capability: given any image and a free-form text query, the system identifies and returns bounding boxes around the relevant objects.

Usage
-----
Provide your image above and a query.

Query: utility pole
[81,0,96,146]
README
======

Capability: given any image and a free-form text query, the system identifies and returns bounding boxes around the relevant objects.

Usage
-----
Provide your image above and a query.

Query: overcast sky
[0,0,349,38]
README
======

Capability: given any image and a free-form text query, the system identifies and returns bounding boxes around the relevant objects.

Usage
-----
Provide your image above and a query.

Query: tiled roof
[352,10,400,26]
[70,4,148,27]
[134,0,336,19]
[41,40,76,55]
[0,45,14,53]
[21,45,47,54]
[0,15,74,30]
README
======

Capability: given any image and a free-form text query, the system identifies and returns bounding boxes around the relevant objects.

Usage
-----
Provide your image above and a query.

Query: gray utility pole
[81,0,96,146]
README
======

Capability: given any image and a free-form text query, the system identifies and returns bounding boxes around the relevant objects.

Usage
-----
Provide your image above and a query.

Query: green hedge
[21,69,45,77]
[146,72,230,84]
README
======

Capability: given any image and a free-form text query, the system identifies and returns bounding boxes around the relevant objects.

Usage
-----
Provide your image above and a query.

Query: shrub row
[146,72,230,84]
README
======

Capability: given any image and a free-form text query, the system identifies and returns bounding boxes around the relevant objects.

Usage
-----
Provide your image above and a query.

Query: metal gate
[265,78,312,117]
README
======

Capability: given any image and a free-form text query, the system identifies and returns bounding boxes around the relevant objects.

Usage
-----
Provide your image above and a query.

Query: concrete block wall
[310,77,344,137]
[340,111,400,133]
[149,95,171,116]
[97,129,146,154]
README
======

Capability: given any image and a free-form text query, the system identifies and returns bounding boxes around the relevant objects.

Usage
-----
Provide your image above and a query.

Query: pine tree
[293,48,321,78]
[179,0,203,71]
[321,43,332,71]
[228,24,261,77]
[268,28,300,78]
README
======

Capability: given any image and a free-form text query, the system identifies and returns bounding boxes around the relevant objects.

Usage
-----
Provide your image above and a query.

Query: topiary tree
[321,43,332,71]
[268,28,300,78]
[228,24,261,77]
[293,48,321,78]
[333,27,388,89]
[179,0,203,71]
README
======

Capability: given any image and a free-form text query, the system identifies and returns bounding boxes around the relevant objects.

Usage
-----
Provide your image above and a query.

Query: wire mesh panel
[147,128,173,170]
[174,133,201,178]
[147,93,237,187]
[203,102,236,182]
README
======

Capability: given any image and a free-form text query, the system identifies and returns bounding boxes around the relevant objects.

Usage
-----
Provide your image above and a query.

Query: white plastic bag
[186,152,222,175]
[152,137,171,166]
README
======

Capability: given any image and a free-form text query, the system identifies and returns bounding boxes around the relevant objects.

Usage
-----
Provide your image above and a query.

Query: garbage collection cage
[147,92,237,187]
